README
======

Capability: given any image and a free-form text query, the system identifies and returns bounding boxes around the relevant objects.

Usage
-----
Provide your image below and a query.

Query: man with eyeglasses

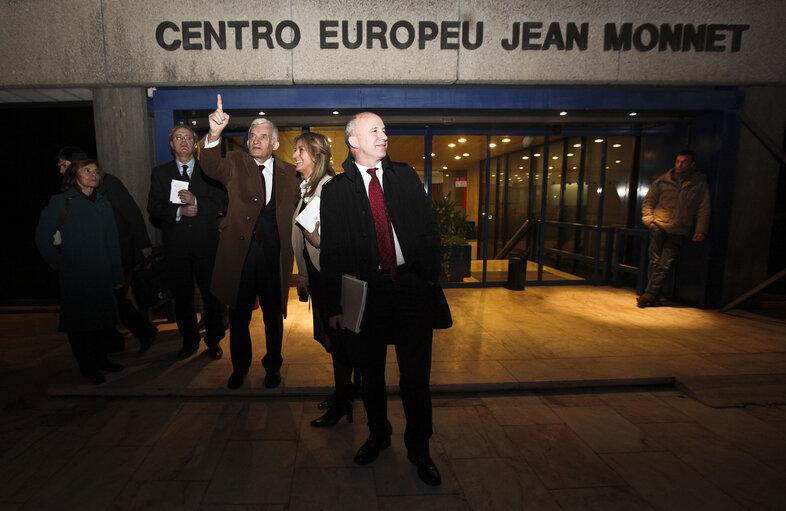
[148,125,228,360]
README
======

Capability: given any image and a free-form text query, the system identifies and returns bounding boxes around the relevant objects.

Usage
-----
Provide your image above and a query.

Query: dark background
[1,103,96,303]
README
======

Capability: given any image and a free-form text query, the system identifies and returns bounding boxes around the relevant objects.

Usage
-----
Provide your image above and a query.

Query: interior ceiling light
[448,143,456,147]
[501,138,511,143]
[613,143,622,148]
[534,153,541,157]
[522,156,529,160]
[454,155,461,159]
[258,111,265,115]
[458,138,467,143]
[442,166,448,169]
[573,143,581,148]
[629,112,637,116]
[595,138,604,143]
[332,110,339,115]
[191,120,197,125]
[462,153,469,157]
[489,143,497,148]
[615,160,622,163]
[430,153,436,156]
[552,156,559,160]
[567,153,574,157]
[559,111,568,116]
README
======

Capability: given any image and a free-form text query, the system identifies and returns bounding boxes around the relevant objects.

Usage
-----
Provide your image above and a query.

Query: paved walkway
[1,286,785,509]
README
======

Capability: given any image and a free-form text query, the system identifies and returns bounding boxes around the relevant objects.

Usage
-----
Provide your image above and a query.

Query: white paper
[170,179,189,204]
[295,196,321,233]
[341,274,368,334]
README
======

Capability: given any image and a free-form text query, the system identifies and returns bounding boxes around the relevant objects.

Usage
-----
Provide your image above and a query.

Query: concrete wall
[1,0,783,87]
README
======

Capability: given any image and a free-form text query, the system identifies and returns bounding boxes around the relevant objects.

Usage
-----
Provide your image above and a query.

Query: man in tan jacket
[638,149,710,308]
[199,94,300,388]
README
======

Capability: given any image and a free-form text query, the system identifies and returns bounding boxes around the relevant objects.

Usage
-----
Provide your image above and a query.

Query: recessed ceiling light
[258,111,265,116]
[595,138,604,143]
[567,153,574,157]
[552,156,559,160]
[442,166,448,170]
[458,138,467,143]
[559,111,568,116]
[430,153,436,156]
[613,143,622,148]
[573,143,581,148]
[332,110,339,115]
[462,153,469,157]
[191,120,197,125]
[629,112,637,116]
[501,138,511,143]
[522,156,529,160]
[615,160,622,163]
[489,143,497,148]
[454,156,461,159]
[448,143,456,148]
[534,153,541,157]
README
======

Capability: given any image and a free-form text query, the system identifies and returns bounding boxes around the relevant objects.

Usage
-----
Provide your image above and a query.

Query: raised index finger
[217,94,223,112]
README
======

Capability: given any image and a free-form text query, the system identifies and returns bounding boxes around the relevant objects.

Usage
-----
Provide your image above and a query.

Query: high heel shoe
[317,397,334,410]
[310,402,353,427]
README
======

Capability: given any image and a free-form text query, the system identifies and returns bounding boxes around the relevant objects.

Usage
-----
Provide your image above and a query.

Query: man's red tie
[253,164,266,242]
[366,168,397,280]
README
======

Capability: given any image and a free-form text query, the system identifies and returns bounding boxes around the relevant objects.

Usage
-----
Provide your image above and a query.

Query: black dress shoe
[137,333,156,356]
[310,402,352,427]
[353,436,391,465]
[81,370,106,385]
[317,397,335,410]
[177,346,198,360]
[207,344,223,360]
[264,369,281,388]
[227,370,247,389]
[408,452,442,486]
[99,361,124,373]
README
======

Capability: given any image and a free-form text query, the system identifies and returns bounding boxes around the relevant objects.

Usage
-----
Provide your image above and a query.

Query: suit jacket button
[251,197,258,202]
[244,215,251,221]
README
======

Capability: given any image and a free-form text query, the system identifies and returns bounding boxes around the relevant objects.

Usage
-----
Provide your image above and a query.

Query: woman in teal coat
[35,159,125,384]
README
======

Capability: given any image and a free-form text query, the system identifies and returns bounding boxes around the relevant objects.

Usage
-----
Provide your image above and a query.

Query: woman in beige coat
[291,132,355,426]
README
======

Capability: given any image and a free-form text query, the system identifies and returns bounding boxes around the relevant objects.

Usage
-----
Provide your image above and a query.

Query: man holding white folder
[320,112,451,487]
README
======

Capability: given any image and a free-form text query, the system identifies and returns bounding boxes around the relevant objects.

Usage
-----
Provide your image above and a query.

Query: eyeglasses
[174,135,194,142]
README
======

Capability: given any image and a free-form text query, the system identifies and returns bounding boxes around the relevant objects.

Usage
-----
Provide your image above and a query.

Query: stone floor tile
[481,394,563,425]
[22,445,147,511]
[433,405,516,459]
[602,451,744,510]
[288,467,377,511]
[742,404,786,423]
[503,424,623,489]
[430,360,517,386]
[657,395,786,461]
[132,411,234,481]
[452,457,560,510]
[229,400,304,441]
[294,410,365,468]
[203,440,296,505]
[640,421,786,509]
[541,391,608,408]
[86,400,181,447]
[550,486,653,511]
[553,406,662,453]
[377,494,471,511]
[110,480,208,510]
[599,391,691,423]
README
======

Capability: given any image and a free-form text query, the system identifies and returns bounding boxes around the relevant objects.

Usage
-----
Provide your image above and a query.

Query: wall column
[92,87,156,242]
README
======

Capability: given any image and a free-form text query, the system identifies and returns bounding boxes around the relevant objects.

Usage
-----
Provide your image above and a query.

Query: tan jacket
[292,174,332,284]
[642,168,710,236]
[198,137,300,312]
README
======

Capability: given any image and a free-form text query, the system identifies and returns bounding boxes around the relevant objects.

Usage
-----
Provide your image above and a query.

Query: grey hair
[248,118,279,142]
[168,124,197,142]
[344,114,360,148]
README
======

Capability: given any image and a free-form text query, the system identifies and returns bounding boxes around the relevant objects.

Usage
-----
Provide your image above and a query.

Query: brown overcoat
[198,137,300,313]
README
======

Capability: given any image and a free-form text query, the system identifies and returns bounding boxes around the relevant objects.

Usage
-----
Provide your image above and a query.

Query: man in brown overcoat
[199,94,300,389]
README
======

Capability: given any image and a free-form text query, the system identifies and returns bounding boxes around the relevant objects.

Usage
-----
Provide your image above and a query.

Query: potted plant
[433,193,471,282]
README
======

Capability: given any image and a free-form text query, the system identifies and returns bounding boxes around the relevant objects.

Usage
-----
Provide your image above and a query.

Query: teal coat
[35,189,124,332]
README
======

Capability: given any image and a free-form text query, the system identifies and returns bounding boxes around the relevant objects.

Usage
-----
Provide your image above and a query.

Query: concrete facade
[1,0,784,87]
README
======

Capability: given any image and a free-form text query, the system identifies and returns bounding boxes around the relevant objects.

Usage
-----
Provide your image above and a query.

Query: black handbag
[129,257,171,310]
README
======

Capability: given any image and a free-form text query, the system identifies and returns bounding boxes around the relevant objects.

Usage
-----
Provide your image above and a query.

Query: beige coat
[642,168,710,236]
[292,174,332,283]
[199,137,300,312]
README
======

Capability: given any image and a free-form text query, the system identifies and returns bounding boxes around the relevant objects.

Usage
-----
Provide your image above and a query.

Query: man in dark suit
[320,112,451,486]
[199,95,300,390]
[148,125,227,360]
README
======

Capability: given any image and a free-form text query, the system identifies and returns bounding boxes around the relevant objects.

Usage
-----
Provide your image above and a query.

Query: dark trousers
[345,271,434,456]
[229,240,283,373]
[114,287,157,343]
[644,225,685,300]
[67,329,113,375]
[168,252,224,349]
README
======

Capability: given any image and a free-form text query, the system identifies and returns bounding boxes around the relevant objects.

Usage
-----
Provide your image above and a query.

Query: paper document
[170,179,189,204]
[295,196,321,233]
[341,274,368,334]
